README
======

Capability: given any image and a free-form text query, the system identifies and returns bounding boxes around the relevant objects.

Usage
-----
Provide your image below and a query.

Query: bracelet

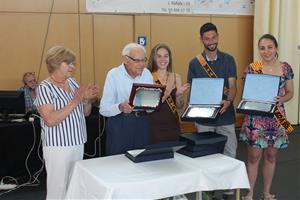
[176,96,184,105]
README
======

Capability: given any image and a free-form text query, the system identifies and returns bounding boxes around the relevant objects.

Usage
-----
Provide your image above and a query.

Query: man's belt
[123,111,148,117]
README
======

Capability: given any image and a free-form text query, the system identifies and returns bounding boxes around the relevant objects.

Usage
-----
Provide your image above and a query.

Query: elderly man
[100,43,153,155]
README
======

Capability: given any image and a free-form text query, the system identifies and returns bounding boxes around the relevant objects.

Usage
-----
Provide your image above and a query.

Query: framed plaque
[181,78,224,121]
[129,83,166,111]
[236,73,280,117]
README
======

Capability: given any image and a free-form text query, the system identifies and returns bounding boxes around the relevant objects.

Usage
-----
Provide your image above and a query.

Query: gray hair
[122,43,146,56]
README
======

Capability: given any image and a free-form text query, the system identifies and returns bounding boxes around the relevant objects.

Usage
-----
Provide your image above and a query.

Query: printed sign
[137,36,147,46]
[86,0,254,15]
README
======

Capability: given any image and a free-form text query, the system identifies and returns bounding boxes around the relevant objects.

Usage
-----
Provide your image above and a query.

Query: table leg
[195,191,202,200]
[236,189,240,200]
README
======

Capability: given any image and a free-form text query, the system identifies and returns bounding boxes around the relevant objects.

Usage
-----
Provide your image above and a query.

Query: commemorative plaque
[129,83,166,111]
[236,73,280,117]
[181,78,224,120]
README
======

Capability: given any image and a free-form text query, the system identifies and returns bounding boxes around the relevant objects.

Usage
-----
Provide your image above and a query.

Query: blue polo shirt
[187,50,237,126]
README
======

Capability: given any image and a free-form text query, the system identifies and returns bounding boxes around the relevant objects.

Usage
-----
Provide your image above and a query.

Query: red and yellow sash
[152,72,179,119]
[196,54,229,95]
[250,61,294,133]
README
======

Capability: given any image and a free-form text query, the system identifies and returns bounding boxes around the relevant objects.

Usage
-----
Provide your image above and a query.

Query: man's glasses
[125,55,147,63]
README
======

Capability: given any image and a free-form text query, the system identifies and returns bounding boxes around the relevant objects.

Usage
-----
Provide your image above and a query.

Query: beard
[204,43,218,52]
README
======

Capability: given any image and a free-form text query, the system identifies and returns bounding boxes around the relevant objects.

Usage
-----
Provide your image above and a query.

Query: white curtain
[254,0,300,124]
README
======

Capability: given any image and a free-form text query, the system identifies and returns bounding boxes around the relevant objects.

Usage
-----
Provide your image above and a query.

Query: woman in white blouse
[34,46,98,200]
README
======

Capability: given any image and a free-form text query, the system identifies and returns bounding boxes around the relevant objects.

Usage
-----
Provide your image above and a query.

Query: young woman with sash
[147,43,189,144]
[240,34,294,200]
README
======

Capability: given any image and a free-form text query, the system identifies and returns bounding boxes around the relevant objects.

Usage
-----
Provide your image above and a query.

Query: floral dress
[239,62,294,149]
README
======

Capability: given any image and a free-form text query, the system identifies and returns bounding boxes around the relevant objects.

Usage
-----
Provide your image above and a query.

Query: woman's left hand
[274,96,284,103]
[83,84,99,101]
[176,83,190,97]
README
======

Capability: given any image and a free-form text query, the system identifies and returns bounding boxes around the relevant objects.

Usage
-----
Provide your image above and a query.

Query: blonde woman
[34,46,98,199]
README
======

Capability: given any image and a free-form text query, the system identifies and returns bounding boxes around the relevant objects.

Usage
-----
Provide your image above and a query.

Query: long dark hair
[258,34,279,58]
[147,43,173,73]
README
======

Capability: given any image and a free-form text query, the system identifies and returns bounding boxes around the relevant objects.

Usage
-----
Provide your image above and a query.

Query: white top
[34,78,87,146]
[99,63,153,117]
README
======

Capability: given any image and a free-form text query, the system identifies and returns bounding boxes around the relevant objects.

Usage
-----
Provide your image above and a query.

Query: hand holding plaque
[129,83,166,112]
[236,73,280,117]
[181,78,224,120]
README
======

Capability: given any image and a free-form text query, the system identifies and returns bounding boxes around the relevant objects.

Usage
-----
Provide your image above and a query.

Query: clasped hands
[73,84,99,104]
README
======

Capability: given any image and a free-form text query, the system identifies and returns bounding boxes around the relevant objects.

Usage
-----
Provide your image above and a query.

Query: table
[65,153,250,199]
[0,109,102,181]
[0,121,42,181]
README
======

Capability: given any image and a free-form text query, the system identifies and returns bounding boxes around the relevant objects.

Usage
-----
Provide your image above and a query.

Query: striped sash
[196,54,229,95]
[250,61,294,133]
[152,72,179,119]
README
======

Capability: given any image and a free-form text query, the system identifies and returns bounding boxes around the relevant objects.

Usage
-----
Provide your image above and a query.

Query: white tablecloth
[65,153,249,199]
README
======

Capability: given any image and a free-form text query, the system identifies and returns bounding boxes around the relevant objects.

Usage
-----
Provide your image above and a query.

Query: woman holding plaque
[240,34,294,200]
[147,43,189,144]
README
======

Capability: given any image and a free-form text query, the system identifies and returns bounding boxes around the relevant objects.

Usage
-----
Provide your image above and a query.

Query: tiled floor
[1,128,299,200]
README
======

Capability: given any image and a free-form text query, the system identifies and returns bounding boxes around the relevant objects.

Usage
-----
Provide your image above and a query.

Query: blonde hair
[45,46,76,73]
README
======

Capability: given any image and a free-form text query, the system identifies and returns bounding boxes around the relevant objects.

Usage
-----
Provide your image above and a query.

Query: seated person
[18,72,37,112]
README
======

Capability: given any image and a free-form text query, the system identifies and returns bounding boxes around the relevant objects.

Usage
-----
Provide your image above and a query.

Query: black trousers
[105,113,150,156]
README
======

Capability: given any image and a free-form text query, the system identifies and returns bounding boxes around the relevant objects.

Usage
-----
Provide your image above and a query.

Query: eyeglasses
[63,61,76,66]
[125,55,147,63]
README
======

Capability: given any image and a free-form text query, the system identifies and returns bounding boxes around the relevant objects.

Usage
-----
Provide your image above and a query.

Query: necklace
[157,71,169,85]
[263,58,279,71]
[264,66,273,71]
[49,76,69,92]
[50,76,66,85]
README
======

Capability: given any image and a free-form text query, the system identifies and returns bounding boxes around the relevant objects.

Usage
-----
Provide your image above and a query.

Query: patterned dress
[240,62,294,149]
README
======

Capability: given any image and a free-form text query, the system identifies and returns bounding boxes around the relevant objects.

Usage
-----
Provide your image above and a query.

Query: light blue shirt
[100,63,153,117]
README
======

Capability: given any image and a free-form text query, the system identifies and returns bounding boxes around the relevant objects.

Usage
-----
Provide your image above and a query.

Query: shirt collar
[120,63,142,80]
[202,50,219,62]
[205,53,218,61]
